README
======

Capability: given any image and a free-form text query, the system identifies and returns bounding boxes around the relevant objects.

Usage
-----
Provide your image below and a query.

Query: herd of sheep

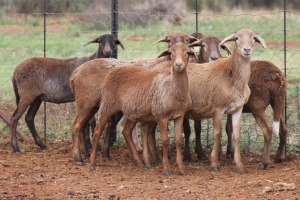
[9,28,287,176]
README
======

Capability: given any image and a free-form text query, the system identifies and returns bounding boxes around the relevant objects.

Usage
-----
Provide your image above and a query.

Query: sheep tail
[12,77,20,105]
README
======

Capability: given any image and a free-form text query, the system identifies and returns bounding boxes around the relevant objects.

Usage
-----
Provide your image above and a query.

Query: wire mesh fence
[0,1,299,155]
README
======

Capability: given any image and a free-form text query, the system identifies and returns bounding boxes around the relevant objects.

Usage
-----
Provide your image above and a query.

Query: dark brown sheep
[10,34,124,152]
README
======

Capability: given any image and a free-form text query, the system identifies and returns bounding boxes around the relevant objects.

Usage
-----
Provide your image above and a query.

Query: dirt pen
[0,0,300,199]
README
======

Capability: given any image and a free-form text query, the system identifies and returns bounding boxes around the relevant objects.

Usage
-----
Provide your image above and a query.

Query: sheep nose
[210,56,218,61]
[175,62,183,68]
[243,48,251,53]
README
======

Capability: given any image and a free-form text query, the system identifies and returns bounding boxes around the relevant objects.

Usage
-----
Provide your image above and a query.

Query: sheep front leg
[211,113,223,172]
[157,118,172,176]
[174,117,186,175]
[122,120,145,168]
[232,107,245,173]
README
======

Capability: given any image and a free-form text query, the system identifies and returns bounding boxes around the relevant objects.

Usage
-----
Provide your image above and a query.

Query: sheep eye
[235,37,238,41]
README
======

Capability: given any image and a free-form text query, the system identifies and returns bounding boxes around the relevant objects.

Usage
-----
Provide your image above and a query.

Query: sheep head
[220,29,266,58]
[189,36,231,62]
[158,42,196,72]
[154,31,197,47]
[84,34,125,58]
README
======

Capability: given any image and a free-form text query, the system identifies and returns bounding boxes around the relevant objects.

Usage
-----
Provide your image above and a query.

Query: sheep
[71,32,197,160]
[10,34,124,152]
[183,28,266,172]
[86,42,194,176]
[185,34,287,169]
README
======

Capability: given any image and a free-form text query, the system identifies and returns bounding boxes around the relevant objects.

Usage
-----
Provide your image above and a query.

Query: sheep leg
[72,106,98,164]
[232,108,245,173]
[122,120,144,168]
[84,116,96,150]
[101,112,122,159]
[225,114,234,159]
[252,111,272,170]
[194,120,208,160]
[174,117,186,175]
[157,118,172,176]
[182,118,192,162]
[141,123,152,168]
[90,113,113,170]
[148,122,160,165]
[274,117,287,163]
[25,99,47,150]
[211,113,223,172]
[10,99,32,152]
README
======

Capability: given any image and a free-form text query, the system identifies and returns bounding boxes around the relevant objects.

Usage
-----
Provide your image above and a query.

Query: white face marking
[272,121,280,137]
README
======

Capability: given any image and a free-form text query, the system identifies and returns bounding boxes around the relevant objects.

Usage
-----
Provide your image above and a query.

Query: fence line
[0,2,299,153]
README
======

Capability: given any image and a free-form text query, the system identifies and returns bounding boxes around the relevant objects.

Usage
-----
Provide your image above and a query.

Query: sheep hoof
[196,152,208,161]
[236,167,246,173]
[183,154,192,163]
[39,144,48,150]
[211,166,221,172]
[90,164,97,171]
[12,148,21,153]
[178,169,186,176]
[258,163,268,170]
[163,170,172,176]
[75,161,84,166]
[145,164,152,169]
[274,154,285,163]
[226,152,234,160]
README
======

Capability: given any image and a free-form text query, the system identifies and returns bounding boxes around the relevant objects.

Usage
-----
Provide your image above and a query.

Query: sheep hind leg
[148,122,160,165]
[182,118,192,162]
[231,108,245,173]
[25,99,47,150]
[10,99,32,152]
[253,112,272,170]
[194,120,208,161]
[174,117,186,175]
[141,123,152,168]
[122,119,144,168]
[274,117,287,163]
[225,114,234,159]
[158,118,172,176]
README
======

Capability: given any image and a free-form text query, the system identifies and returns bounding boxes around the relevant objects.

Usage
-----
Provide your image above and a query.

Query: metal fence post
[43,0,47,140]
[195,0,198,33]
[111,0,118,59]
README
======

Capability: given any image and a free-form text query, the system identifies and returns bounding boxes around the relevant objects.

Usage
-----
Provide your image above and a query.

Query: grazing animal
[10,34,124,152]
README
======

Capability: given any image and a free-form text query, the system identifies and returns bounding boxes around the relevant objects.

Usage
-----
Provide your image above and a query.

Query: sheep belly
[41,78,74,103]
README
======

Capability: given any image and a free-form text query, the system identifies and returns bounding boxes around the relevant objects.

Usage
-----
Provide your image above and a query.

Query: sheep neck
[229,45,251,91]
[171,66,189,98]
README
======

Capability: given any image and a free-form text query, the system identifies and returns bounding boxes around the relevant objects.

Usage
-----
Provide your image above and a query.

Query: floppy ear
[115,39,125,50]
[83,37,99,46]
[220,43,231,55]
[188,39,202,47]
[254,35,266,48]
[188,48,197,58]
[220,33,236,46]
[157,48,170,58]
[154,36,169,45]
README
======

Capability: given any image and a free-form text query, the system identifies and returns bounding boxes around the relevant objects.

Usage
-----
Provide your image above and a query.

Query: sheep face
[155,32,197,47]
[220,29,266,59]
[84,34,125,58]
[158,43,195,72]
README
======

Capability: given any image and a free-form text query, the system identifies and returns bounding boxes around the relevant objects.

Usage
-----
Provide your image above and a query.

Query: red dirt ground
[0,136,299,200]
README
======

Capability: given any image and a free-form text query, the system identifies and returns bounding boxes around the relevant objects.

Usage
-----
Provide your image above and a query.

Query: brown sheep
[184,33,287,169]
[10,34,124,152]
[72,43,195,176]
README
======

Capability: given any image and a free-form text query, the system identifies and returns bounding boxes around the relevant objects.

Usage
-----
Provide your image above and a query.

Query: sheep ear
[115,39,125,50]
[83,37,99,46]
[190,32,207,39]
[220,44,231,55]
[154,36,169,44]
[188,48,197,59]
[188,35,198,43]
[188,39,202,47]
[220,33,236,45]
[157,48,170,58]
[254,35,267,48]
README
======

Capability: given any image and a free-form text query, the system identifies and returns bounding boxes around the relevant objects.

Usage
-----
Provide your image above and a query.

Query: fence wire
[0,7,299,155]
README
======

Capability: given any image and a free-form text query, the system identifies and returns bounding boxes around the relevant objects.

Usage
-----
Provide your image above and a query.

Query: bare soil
[0,136,299,200]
